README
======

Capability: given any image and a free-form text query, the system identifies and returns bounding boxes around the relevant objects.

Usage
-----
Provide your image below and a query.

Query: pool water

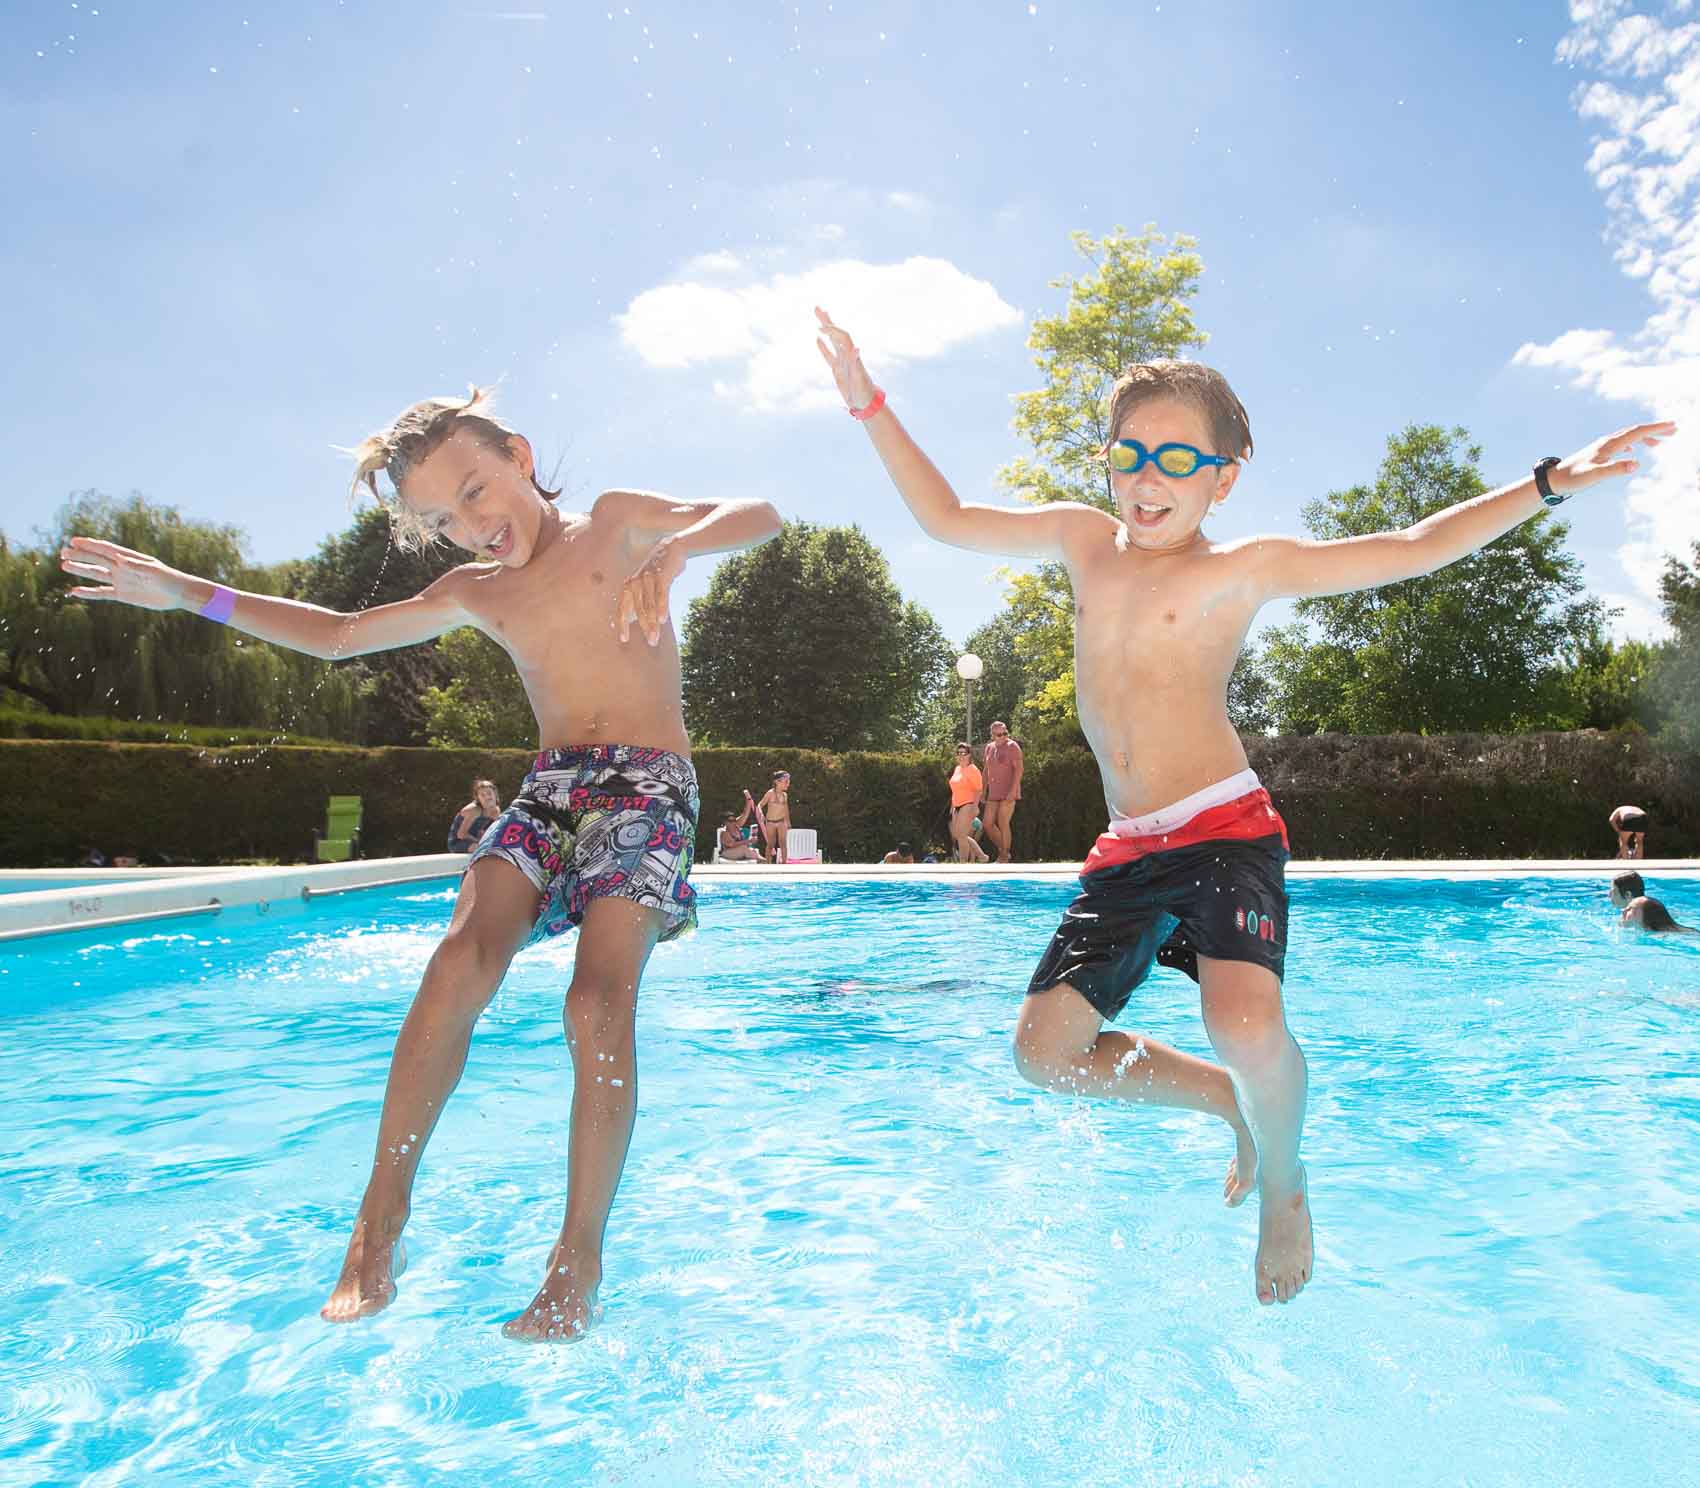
[2,874,1697,1486]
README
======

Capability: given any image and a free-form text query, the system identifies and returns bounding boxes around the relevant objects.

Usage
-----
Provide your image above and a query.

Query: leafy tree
[1260,425,1608,734]
[292,506,462,746]
[1651,541,1700,747]
[681,522,954,750]
[3,492,364,739]
[994,226,1210,733]
[914,609,1035,752]
[419,627,535,748]
[1227,645,1277,735]
[1561,626,1659,732]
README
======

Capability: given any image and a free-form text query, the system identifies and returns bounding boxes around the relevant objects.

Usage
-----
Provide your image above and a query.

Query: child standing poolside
[816,306,1672,1306]
[60,389,780,1340]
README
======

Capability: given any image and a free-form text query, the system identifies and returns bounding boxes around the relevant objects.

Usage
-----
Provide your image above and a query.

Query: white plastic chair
[785,828,820,863]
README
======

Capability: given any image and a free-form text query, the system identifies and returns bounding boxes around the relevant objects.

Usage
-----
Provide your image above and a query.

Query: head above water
[347,386,560,560]
[1610,870,1646,908]
[1100,362,1253,552]
[472,778,500,812]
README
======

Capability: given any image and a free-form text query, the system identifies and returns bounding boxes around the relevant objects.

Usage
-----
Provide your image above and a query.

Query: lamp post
[956,652,984,749]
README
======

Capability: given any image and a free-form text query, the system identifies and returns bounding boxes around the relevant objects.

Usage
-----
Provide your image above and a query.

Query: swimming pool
[2,872,1696,1486]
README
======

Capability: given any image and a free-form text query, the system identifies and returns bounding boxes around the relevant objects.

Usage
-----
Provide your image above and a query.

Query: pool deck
[1,854,1695,944]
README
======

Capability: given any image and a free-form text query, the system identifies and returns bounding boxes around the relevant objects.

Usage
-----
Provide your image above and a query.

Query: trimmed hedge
[3,731,1696,868]
[0,708,345,748]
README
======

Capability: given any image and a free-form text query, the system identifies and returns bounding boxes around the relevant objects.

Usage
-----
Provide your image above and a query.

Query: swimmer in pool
[1609,870,1645,910]
[61,388,780,1341]
[1620,895,1700,937]
[818,303,1672,1307]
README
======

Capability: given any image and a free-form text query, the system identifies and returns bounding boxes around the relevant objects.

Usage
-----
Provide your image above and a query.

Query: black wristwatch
[1533,455,1565,507]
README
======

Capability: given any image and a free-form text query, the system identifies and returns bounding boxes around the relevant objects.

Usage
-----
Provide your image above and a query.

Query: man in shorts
[1610,804,1649,860]
[980,721,1024,863]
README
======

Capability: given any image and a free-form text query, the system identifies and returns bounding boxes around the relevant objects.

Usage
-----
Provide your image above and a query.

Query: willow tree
[6,492,365,740]
[995,227,1209,742]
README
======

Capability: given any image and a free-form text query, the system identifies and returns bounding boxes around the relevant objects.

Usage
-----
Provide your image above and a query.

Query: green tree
[914,609,1035,752]
[292,506,463,746]
[681,522,954,750]
[995,226,1210,733]
[1562,626,1659,731]
[4,492,364,739]
[419,627,535,748]
[1260,425,1608,734]
[1651,541,1700,747]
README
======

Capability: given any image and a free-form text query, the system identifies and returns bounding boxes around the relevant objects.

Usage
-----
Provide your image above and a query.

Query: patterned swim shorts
[467,744,699,945]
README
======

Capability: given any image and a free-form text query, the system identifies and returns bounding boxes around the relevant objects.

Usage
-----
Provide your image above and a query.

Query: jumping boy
[60,389,780,1340]
[816,306,1672,1305]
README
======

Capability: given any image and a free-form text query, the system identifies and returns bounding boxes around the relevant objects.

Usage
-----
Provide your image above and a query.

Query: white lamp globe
[956,653,984,681]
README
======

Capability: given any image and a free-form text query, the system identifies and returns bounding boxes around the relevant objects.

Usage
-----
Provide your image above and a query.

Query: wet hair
[345,385,559,553]
[1103,360,1253,464]
[1640,896,1681,933]
[1613,870,1645,900]
[896,841,912,856]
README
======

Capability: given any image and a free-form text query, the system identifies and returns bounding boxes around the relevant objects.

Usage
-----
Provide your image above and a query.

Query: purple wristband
[198,584,237,624]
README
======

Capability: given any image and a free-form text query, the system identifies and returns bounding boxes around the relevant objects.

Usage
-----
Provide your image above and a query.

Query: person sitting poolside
[448,778,503,853]
[1620,895,1700,937]
[882,842,916,864]
[718,809,761,862]
[1609,870,1645,910]
[1610,805,1649,860]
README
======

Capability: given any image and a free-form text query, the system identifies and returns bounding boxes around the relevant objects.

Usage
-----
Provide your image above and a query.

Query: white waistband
[1108,768,1262,837]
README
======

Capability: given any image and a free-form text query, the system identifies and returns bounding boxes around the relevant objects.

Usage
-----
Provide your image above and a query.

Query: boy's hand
[1551,420,1677,497]
[814,307,879,410]
[59,536,196,611]
[617,535,686,646]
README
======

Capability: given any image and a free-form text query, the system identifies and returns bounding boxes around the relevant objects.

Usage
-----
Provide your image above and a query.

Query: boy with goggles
[816,305,1672,1308]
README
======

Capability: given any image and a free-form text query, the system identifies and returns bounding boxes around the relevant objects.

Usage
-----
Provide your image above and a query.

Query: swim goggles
[1107,439,1232,478]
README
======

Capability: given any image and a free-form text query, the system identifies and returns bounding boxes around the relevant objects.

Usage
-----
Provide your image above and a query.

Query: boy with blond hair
[62,388,780,1339]
[817,306,1671,1305]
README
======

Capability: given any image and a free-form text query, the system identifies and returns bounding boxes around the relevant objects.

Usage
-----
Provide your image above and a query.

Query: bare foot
[1254,1165,1313,1305]
[321,1212,408,1323]
[1224,1124,1258,1208]
[501,1248,602,1343]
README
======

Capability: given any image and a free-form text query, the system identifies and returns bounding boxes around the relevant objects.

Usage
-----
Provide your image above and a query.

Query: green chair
[313,795,364,862]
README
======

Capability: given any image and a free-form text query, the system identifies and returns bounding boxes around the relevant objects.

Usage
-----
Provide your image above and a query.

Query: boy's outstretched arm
[815,308,1108,559]
[601,489,781,645]
[59,535,472,659]
[1254,421,1676,600]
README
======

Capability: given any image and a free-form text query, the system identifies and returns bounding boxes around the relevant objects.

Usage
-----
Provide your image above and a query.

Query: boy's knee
[564,970,639,1048]
[1012,1010,1073,1089]
[1203,1000,1287,1070]
[425,926,511,1015]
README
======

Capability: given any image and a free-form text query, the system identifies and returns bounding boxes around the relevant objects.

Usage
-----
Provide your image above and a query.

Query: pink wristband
[198,584,237,624]
[847,387,887,421]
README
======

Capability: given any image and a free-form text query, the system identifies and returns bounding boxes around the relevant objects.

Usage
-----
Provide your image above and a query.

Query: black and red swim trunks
[1028,780,1290,1021]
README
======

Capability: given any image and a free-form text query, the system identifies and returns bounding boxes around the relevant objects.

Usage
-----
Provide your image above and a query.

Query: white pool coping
[0,855,1694,944]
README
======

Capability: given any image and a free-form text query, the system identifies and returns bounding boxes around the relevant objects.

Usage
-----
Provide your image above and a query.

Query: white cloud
[887,190,931,213]
[1513,2,1700,605]
[617,256,1022,412]
[680,249,743,276]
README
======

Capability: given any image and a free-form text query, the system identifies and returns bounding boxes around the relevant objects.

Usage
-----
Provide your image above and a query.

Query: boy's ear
[506,433,536,479]
[1213,462,1242,505]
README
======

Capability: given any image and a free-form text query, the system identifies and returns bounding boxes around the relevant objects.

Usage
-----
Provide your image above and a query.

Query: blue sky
[5,0,1696,651]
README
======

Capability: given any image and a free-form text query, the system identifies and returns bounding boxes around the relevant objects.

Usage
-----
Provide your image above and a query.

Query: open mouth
[1130,502,1172,528]
[483,522,514,559]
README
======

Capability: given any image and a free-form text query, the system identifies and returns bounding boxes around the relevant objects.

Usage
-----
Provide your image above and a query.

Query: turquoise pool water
[2,874,1697,1486]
